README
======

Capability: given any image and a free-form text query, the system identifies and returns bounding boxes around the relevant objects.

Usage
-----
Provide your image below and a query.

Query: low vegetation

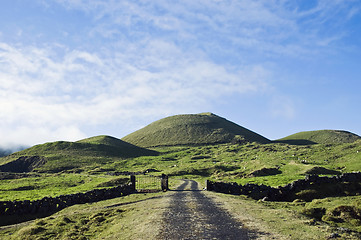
[0,113,360,238]
[0,173,129,201]
[0,191,166,240]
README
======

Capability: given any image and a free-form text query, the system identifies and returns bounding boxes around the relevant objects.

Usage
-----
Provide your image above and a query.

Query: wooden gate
[131,174,168,192]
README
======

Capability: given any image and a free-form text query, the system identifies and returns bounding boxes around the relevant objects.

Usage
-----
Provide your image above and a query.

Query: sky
[1,0,361,148]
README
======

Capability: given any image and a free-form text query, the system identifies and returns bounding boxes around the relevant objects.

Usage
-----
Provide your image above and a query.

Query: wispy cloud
[1,0,359,146]
[53,0,359,58]
[0,38,269,146]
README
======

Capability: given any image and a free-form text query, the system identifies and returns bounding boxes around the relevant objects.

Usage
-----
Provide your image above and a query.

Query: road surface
[158,179,252,239]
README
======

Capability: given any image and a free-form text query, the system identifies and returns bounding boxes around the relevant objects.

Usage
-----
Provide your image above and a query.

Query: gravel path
[158,180,251,239]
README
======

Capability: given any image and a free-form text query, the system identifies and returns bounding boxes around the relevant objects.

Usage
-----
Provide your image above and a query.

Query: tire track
[159,180,250,239]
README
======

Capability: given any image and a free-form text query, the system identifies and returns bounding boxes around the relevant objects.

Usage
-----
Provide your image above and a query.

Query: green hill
[18,136,158,158]
[277,130,361,145]
[122,113,270,147]
[1,136,158,173]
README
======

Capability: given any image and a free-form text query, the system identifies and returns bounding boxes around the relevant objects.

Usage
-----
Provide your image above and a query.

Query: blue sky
[1,0,361,147]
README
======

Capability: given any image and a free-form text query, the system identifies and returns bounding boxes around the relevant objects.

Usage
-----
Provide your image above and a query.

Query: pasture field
[0,137,360,237]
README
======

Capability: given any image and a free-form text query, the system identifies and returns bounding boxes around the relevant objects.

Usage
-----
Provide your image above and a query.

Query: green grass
[0,173,129,201]
[146,141,361,186]
[0,136,158,173]
[0,180,181,239]
[1,179,360,238]
[208,191,332,239]
[122,113,270,147]
[0,191,167,240]
[1,113,361,238]
[300,196,361,234]
[277,130,361,145]
[7,139,361,182]
[26,136,158,158]
[1,140,361,200]
[209,190,361,238]
[0,130,361,237]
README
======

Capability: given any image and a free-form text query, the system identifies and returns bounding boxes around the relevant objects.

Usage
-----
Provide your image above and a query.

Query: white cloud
[0,124,87,147]
[1,0,359,147]
[0,39,269,147]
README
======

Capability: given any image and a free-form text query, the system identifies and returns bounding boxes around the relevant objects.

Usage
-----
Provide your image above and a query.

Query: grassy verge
[301,196,361,233]
[0,191,168,240]
[207,191,361,239]
[0,179,187,239]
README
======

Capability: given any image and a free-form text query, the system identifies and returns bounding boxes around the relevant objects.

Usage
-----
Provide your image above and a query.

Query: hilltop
[122,113,270,147]
[277,130,361,145]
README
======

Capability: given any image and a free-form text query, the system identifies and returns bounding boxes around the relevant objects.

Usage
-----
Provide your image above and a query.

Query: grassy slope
[122,113,270,148]
[210,192,361,239]
[9,135,157,158]
[277,130,361,145]
[0,135,158,173]
[1,140,360,201]
[136,141,361,186]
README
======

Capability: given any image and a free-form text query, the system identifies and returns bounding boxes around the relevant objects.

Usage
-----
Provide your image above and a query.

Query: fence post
[161,174,169,191]
[206,180,212,191]
[130,175,136,192]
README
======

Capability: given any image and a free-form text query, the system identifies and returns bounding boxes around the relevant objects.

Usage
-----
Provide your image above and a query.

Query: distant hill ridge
[277,130,361,145]
[0,135,158,173]
[122,113,270,147]
[1,114,360,174]
[7,135,158,160]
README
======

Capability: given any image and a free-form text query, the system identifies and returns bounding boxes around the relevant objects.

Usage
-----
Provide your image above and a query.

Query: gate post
[161,174,168,191]
[130,175,136,192]
[206,180,212,191]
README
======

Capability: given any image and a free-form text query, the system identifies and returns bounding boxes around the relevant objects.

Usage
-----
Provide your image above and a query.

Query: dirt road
[158,180,253,239]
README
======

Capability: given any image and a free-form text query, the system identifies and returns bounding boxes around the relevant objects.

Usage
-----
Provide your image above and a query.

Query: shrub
[331,205,361,221]
[321,205,361,226]
[301,207,326,220]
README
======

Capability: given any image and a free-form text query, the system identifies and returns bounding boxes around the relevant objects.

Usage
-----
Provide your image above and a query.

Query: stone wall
[0,183,134,216]
[206,172,361,201]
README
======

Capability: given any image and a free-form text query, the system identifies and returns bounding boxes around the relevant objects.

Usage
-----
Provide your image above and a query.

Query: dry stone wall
[0,183,134,216]
[206,172,361,201]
